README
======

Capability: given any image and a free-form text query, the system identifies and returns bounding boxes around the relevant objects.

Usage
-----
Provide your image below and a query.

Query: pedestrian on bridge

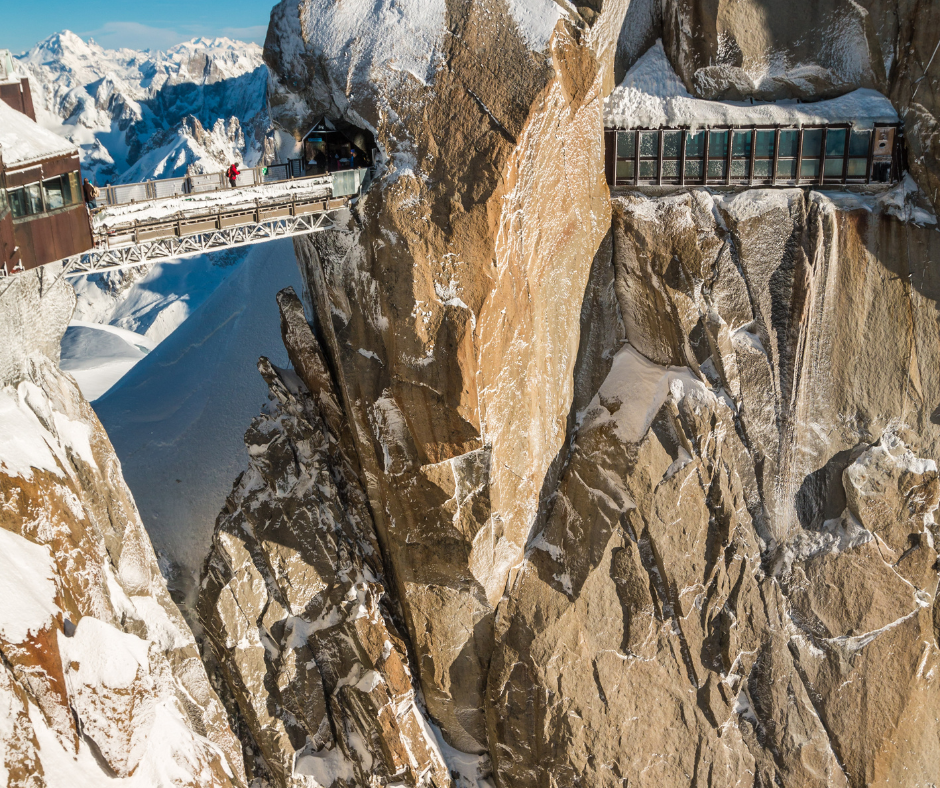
[83,178,99,210]
[226,163,240,188]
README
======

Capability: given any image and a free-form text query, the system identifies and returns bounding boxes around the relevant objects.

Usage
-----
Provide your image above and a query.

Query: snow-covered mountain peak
[16,31,271,184]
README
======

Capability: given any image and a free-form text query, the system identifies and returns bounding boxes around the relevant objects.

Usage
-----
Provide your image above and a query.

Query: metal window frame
[604,122,902,190]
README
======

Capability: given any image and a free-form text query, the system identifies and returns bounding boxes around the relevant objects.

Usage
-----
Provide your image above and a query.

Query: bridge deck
[94,175,333,236]
[52,169,364,278]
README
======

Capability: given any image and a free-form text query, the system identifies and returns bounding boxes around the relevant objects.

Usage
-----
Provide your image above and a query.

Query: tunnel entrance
[301,118,378,177]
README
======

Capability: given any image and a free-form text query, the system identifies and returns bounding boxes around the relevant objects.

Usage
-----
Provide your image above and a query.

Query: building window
[605,123,899,189]
[43,177,65,210]
[7,173,82,219]
[615,131,635,184]
[25,184,42,215]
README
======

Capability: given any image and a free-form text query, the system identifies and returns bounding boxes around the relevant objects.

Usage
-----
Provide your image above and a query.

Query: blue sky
[2,0,270,53]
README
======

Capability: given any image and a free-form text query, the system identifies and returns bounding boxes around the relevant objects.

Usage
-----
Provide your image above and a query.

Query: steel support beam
[58,210,337,278]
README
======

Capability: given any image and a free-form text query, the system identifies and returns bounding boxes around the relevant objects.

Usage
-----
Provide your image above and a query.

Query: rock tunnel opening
[301,117,378,177]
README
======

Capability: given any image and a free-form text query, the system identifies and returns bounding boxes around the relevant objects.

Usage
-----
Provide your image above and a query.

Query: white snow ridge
[16,31,270,184]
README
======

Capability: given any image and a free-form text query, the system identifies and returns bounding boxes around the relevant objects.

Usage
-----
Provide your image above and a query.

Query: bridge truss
[60,202,342,278]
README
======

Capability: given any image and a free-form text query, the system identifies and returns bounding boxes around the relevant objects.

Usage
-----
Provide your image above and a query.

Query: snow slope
[60,321,154,401]
[93,239,303,598]
[16,31,270,184]
[71,247,251,343]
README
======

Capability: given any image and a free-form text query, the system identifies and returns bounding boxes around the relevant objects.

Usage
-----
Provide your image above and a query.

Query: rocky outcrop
[485,187,940,786]
[198,288,454,787]
[195,2,940,786]
[0,270,244,787]
[266,0,628,756]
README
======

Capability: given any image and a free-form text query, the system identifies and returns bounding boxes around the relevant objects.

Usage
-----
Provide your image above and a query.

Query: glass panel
[686,131,706,158]
[778,131,799,158]
[684,160,704,179]
[847,158,868,178]
[663,131,682,159]
[732,131,752,157]
[730,159,750,178]
[824,158,845,178]
[800,158,820,179]
[802,129,823,158]
[754,159,773,179]
[616,160,635,181]
[639,159,658,179]
[25,183,43,214]
[9,188,27,218]
[707,160,727,179]
[708,130,729,158]
[43,177,65,210]
[755,130,775,158]
[776,159,797,180]
[825,129,847,156]
[849,130,871,157]
[662,160,680,178]
[617,131,636,159]
[67,172,81,205]
[0,187,7,216]
[639,132,659,157]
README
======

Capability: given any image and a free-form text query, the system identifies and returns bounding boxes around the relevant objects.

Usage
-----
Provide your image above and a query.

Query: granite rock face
[0,270,245,787]
[487,187,940,786]
[265,0,627,756]
[198,288,454,788]
[193,1,940,786]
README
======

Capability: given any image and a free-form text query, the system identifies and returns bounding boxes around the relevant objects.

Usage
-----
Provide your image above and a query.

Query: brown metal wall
[0,210,18,272]
[13,205,92,270]
[0,78,36,121]
[6,154,82,187]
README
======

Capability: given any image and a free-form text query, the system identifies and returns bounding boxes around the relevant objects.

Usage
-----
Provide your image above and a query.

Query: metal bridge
[55,164,366,278]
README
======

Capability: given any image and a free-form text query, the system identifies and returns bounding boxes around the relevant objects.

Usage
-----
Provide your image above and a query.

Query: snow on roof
[0,98,78,168]
[604,41,900,131]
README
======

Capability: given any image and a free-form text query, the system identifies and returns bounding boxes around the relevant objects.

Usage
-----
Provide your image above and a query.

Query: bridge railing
[95,159,364,210]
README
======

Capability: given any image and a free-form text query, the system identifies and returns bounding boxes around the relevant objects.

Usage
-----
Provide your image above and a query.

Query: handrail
[95,157,343,211]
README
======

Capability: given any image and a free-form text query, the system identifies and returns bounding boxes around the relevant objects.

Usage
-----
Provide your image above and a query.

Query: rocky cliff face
[191,1,940,786]
[488,187,940,786]
[199,288,454,787]
[0,270,245,787]
[264,0,625,757]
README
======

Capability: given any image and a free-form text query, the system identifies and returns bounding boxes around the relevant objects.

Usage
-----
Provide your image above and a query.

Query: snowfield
[92,239,304,599]
[60,321,154,401]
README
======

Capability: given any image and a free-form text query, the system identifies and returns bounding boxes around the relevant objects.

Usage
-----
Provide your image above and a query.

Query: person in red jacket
[226,163,240,188]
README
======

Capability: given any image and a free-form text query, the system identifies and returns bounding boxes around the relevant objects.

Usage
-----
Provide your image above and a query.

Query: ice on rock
[505,0,565,51]
[581,343,716,444]
[296,0,447,88]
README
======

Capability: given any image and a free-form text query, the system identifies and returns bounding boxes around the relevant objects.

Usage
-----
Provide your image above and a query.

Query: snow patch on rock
[581,343,714,443]
[0,528,59,643]
[605,40,898,131]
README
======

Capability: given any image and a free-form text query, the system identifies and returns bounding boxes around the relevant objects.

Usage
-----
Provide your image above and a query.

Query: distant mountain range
[15,31,273,185]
